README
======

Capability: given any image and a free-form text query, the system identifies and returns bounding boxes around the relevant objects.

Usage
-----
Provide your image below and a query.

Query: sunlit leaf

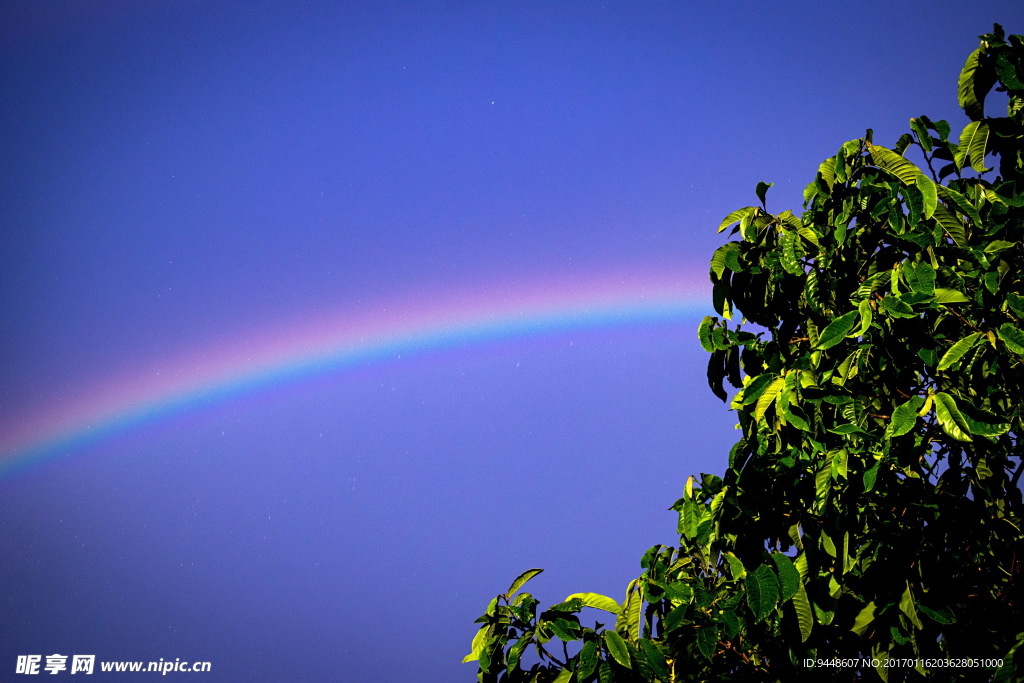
[1009,292,1024,318]
[780,229,804,276]
[793,583,814,642]
[754,376,785,422]
[724,552,746,580]
[852,601,876,636]
[565,593,622,615]
[880,295,916,318]
[904,261,936,295]
[718,206,757,233]
[917,173,937,218]
[507,569,543,598]
[957,47,985,120]
[934,392,972,442]
[934,288,970,304]
[603,630,631,668]
[463,625,491,663]
[937,332,981,371]
[868,144,926,186]
[817,157,836,188]
[888,396,925,436]
[697,316,715,353]
[900,583,924,630]
[618,581,643,641]
[551,667,573,683]
[850,299,873,337]
[816,310,859,349]
[997,323,1024,355]
[863,459,881,491]
[957,120,991,172]
[932,204,967,247]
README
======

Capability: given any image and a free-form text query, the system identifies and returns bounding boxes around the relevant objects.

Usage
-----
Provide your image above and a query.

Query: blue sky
[2,2,1021,681]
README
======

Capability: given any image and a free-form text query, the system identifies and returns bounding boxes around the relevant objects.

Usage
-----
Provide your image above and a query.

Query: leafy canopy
[467,25,1024,683]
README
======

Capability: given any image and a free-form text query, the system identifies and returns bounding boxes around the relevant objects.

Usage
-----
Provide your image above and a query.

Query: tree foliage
[466,25,1024,682]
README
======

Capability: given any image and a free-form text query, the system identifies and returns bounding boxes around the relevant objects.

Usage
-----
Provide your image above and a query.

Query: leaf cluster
[468,25,1024,682]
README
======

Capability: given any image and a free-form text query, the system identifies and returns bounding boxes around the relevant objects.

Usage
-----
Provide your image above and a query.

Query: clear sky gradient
[2,2,1021,681]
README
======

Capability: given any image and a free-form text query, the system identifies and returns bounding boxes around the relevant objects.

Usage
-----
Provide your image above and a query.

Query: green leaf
[900,583,924,630]
[932,205,967,247]
[746,564,779,623]
[754,376,785,422]
[697,316,715,353]
[463,625,491,663]
[547,618,578,642]
[957,47,985,120]
[815,467,833,513]
[868,144,927,186]
[771,553,801,602]
[880,295,916,318]
[565,593,622,615]
[618,581,643,641]
[710,242,741,280]
[817,157,836,188]
[852,601,876,636]
[551,667,573,683]
[961,411,1010,437]
[756,181,774,207]
[507,569,543,598]
[910,116,932,152]
[662,603,689,633]
[820,532,837,558]
[938,185,983,225]
[829,423,866,435]
[724,553,747,580]
[780,229,805,276]
[718,207,756,233]
[956,120,991,172]
[933,392,973,442]
[664,581,694,603]
[850,299,873,337]
[918,603,956,625]
[937,332,981,371]
[863,459,881,491]
[985,239,1018,254]
[507,631,531,671]
[603,630,631,669]
[998,323,1024,355]
[1009,292,1024,318]
[638,639,671,680]
[996,51,1024,89]
[917,173,937,218]
[696,624,719,660]
[816,310,859,350]
[792,583,814,642]
[888,396,925,437]
[904,261,936,296]
[577,641,599,680]
[933,287,970,304]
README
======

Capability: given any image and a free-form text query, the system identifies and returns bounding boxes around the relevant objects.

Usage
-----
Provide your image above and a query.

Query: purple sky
[2,3,1021,681]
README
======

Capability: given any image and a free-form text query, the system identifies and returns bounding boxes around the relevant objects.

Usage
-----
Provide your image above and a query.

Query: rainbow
[0,271,712,476]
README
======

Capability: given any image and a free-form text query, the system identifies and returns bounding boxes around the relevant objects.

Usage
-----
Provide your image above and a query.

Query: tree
[465,25,1024,683]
